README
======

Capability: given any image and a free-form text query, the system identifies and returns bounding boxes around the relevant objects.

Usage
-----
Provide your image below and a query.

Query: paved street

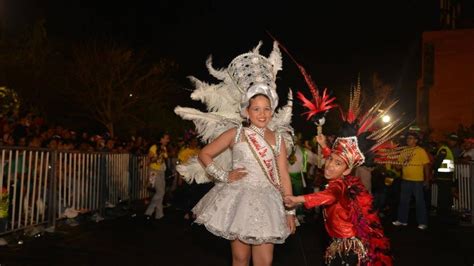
[0,202,473,266]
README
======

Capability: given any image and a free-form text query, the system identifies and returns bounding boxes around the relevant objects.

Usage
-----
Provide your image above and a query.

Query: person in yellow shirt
[177,135,215,221]
[393,132,430,230]
[145,132,170,221]
[178,138,200,167]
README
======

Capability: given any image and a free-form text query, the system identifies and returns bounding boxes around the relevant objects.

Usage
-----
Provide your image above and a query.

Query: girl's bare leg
[252,243,274,266]
[231,240,251,266]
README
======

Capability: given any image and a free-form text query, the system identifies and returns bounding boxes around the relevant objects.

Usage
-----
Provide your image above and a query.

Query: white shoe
[392,220,407,226]
[418,224,428,230]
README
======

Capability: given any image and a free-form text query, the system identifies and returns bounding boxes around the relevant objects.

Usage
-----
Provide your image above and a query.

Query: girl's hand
[284,195,303,208]
[228,167,247,182]
[286,215,296,234]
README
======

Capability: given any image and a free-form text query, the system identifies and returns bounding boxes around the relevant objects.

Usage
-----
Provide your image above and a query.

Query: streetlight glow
[382,115,391,123]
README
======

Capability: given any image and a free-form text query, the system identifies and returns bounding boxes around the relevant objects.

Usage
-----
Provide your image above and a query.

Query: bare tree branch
[66,41,179,136]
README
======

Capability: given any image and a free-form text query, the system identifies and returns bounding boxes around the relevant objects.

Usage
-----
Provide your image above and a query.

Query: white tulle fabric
[192,141,290,245]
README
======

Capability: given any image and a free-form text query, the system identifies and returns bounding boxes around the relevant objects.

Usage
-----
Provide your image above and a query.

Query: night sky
[5,0,441,134]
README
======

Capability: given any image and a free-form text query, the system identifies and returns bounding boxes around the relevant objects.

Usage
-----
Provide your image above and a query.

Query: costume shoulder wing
[268,90,294,155]
[174,106,240,143]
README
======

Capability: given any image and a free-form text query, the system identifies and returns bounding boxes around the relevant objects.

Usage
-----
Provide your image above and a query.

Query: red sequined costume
[304,175,392,265]
[304,177,356,239]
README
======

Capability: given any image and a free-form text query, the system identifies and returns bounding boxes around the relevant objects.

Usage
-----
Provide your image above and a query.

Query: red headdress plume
[266,32,337,124]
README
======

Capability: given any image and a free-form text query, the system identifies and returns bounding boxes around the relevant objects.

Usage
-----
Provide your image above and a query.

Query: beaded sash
[243,127,281,191]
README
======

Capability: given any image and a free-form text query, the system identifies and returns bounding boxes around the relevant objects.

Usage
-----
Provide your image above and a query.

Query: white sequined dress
[192,130,290,245]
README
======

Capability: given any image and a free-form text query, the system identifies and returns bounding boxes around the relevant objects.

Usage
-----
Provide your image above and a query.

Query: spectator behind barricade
[95,136,107,152]
[80,131,90,145]
[460,138,474,162]
[1,122,12,146]
[47,136,61,150]
[105,138,115,152]
[59,139,75,151]
[130,136,148,156]
[30,114,44,136]
[12,116,29,145]
[446,133,462,160]
[28,136,42,148]
[78,141,94,152]
[2,134,14,147]
[432,133,458,224]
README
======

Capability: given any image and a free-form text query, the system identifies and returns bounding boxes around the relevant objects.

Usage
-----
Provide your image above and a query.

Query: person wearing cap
[393,132,430,230]
[432,133,458,224]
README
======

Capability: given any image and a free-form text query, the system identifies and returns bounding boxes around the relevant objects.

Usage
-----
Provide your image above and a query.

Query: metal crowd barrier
[0,147,150,236]
[431,163,473,221]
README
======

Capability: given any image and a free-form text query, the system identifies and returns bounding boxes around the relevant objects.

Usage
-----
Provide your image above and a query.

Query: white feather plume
[206,56,228,81]
[188,76,240,114]
[251,41,263,54]
[268,41,283,75]
[176,157,209,184]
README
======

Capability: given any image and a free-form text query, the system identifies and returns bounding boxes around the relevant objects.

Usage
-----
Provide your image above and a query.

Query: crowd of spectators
[0,111,155,155]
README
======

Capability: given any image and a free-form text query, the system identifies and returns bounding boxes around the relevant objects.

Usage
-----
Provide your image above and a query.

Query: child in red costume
[270,37,402,265]
[285,134,392,265]
[285,83,400,266]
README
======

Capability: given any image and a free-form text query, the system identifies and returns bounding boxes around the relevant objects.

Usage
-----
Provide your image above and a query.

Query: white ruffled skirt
[192,180,290,245]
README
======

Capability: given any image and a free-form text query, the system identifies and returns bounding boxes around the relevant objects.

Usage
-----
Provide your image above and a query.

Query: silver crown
[226,43,281,117]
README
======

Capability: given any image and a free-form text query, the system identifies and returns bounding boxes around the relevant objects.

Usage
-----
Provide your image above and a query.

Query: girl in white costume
[175,41,296,266]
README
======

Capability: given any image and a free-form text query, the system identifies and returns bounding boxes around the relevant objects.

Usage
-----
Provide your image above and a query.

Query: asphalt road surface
[0,202,473,266]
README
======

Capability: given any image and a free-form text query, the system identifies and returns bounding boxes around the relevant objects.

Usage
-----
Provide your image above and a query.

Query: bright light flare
[382,115,391,123]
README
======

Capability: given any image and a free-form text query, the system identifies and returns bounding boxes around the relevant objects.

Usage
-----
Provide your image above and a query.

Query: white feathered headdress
[174,41,294,184]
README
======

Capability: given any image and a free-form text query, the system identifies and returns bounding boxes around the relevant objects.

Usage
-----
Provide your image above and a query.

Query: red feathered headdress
[334,78,409,169]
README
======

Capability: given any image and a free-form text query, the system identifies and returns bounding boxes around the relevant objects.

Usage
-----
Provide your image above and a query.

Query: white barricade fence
[57,152,103,219]
[454,163,471,212]
[0,149,50,233]
[104,153,131,206]
[0,147,151,236]
[431,163,473,213]
[129,155,149,201]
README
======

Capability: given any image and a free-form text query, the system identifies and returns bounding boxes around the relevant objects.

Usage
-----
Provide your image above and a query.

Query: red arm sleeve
[303,181,342,208]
